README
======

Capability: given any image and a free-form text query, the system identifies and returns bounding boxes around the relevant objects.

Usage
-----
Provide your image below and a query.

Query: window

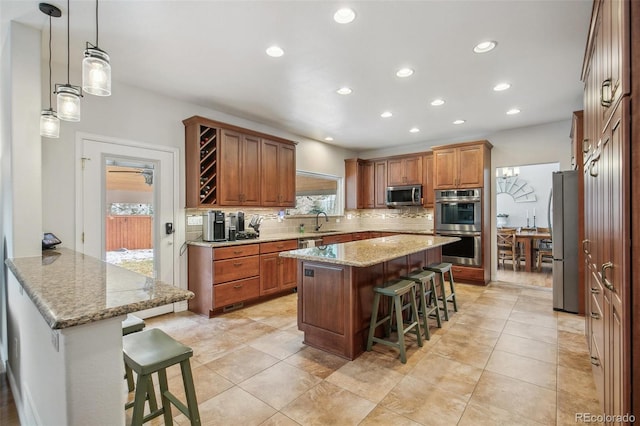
[287,171,342,216]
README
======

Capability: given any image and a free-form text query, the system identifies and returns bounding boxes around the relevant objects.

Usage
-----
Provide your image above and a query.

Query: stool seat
[424,262,452,273]
[124,329,193,376]
[122,314,146,336]
[401,269,442,339]
[375,279,417,297]
[424,262,458,321]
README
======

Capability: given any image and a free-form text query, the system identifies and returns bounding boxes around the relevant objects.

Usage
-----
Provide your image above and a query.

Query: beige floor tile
[557,389,603,426]
[239,362,322,410]
[444,321,503,346]
[519,288,553,300]
[380,375,468,425]
[249,329,306,360]
[558,330,590,352]
[230,321,280,344]
[190,334,247,365]
[461,303,514,320]
[508,310,558,329]
[358,405,422,426]
[485,349,556,390]
[205,346,280,384]
[281,381,375,425]
[557,365,600,400]
[357,341,430,375]
[470,371,556,424]
[458,400,545,426]
[283,346,349,379]
[430,334,494,369]
[494,333,557,364]
[325,356,405,403]
[408,353,483,400]
[557,312,586,334]
[453,311,508,333]
[259,412,302,426]
[558,346,592,373]
[503,320,557,345]
[166,364,234,405]
[175,386,276,426]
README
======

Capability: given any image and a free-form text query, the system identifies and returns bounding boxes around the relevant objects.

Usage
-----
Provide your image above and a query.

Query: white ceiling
[3,0,593,152]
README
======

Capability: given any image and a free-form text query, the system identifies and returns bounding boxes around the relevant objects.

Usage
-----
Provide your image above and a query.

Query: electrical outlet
[187,215,203,226]
[427,214,433,220]
[382,214,386,220]
[336,218,341,223]
[347,214,352,220]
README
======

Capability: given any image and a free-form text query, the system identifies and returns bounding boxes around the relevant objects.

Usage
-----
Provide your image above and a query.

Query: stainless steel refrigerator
[549,170,579,313]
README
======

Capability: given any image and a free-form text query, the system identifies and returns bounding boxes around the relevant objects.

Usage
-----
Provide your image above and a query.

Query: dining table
[514,229,552,272]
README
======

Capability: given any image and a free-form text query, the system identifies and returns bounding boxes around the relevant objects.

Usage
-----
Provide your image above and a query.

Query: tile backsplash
[185,207,434,241]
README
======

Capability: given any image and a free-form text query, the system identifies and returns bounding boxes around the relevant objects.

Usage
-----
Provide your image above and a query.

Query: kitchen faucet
[315,211,329,231]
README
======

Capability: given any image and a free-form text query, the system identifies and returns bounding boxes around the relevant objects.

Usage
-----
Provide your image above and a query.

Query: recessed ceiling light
[453,119,466,125]
[265,45,284,57]
[380,111,393,118]
[334,8,356,24]
[409,127,420,133]
[493,82,511,91]
[396,68,414,78]
[506,108,521,115]
[430,99,445,106]
[324,136,334,141]
[336,87,352,95]
[473,40,497,53]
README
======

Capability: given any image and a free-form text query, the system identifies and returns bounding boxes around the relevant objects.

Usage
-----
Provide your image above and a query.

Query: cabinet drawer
[260,239,298,254]
[214,255,260,283]
[322,234,354,245]
[214,244,259,260]
[352,232,371,240]
[451,265,484,282]
[213,277,260,308]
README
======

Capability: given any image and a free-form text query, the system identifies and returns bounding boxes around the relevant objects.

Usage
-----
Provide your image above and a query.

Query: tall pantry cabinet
[581,0,638,420]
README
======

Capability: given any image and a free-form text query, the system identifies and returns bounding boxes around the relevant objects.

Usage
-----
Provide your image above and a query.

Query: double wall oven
[435,189,482,266]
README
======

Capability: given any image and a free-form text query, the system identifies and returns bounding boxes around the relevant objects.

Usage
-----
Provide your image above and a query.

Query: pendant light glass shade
[40,109,60,138]
[83,46,111,96]
[56,85,81,121]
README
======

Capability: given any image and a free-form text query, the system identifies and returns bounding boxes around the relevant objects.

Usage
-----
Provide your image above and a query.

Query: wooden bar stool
[123,329,201,426]
[424,262,459,321]
[366,279,423,363]
[122,314,146,392]
[401,269,442,340]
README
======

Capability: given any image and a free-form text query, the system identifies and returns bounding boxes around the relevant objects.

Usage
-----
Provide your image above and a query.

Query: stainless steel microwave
[386,185,422,206]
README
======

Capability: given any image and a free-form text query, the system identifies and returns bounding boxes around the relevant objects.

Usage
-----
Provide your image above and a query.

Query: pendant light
[55,0,82,122]
[82,0,111,96]
[39,3,61,138]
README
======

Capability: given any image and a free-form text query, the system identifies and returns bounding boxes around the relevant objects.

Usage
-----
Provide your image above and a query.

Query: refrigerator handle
[547,187,553,239]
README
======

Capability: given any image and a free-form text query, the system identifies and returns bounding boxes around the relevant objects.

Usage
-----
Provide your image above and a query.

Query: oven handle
[436,231,481,237]
[435,198,481,204]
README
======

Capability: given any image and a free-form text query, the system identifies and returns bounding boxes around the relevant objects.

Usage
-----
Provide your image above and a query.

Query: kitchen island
[5,248,194,425]
[280,234,459,360]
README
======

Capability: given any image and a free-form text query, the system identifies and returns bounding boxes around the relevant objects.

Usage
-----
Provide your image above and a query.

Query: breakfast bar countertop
[5,248,194,330]
[279,234,459,267]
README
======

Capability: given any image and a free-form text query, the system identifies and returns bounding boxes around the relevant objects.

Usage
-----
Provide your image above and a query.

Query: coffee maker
[203,210,225,242]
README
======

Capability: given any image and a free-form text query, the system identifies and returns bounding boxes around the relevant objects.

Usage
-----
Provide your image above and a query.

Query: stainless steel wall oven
[435,188,482,266]
[438,231,482,266]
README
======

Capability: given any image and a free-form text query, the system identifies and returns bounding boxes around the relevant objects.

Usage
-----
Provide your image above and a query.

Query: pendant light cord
[66,0,70,84]
[95,0,99,46]
[48,15,53,109]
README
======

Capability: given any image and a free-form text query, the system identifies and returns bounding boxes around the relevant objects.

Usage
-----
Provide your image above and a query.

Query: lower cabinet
[450,265,485,284]
[321,233,354,245]
[260,239,299,296]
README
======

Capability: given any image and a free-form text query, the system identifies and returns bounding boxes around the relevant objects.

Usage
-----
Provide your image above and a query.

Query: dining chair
[536,227,553,270]
[497,228,521,271]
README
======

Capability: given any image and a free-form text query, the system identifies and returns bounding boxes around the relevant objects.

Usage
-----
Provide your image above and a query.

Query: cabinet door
[457,145,484,187]
[241,134,261,206]
[260,253,280,296]
[344,159,360,210]
[374,160,387,208]
[403,156,423,185]
[423,154,434,207]
[219,130,243,205]
[281,257,298,289]
[362,161,375,208]
[433,148,457,189]
[278,143,296,206]
[387,158,405,186]
[261,140,280,206]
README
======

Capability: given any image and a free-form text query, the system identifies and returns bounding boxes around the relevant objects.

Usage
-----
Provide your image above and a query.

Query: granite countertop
[279,234,459,267]
[5,248,194,330]
[187,228,434,248]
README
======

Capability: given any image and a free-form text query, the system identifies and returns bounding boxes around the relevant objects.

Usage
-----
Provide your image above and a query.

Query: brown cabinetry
[432,141,489,189]
[422,153,434,207]
[374,160,387,208]
[387,155,422,186]
[345,159,365,210]
[259,240,298,296]
[362,161,375,208]
[321,233,354,245]
[581,0,635,418]
[184,116,296,208]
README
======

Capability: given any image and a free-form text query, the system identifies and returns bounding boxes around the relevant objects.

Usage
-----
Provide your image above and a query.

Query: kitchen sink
[312,229,338,233]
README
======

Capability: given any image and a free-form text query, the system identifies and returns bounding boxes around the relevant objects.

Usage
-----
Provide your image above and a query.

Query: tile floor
[2,280,601,425]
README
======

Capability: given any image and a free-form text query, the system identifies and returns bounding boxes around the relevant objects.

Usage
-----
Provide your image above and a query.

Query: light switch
[187,215,203,226]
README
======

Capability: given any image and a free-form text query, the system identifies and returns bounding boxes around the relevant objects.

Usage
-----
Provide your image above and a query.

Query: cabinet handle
[276,245,284,249]
[582,239,590,254]
[233,284,243,289]
[600,79,612,107]
[233,262,243,267]
[590,356,600,367]
[601,262,614,291]
[582,138,591,154]
[590,312,601,320]
[233,250,243,254]
[589,158,598,177]
[590,287,600,295]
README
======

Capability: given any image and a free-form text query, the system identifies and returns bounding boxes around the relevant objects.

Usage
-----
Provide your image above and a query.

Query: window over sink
[286,171,342,216]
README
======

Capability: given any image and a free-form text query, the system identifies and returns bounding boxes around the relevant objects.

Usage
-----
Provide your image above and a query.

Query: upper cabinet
[387,155,423,186]
[374,160,387,208]
[432,141,492,189]
[261,139,296,207]
[183,116,296,208]
[345,159,364,210]
[422,153,434,207]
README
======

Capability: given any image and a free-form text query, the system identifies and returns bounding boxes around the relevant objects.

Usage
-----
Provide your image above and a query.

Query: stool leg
[366,293,381,351]
[131,373,149,426]
[180,360,201,425]
[447,270,459,312]
[125,362,135,393]
[409,288,423,348]
[417,282,430,340]
[429,277,442,328]
[158,369,173,426]
[146,375,158,412]
[437,272,450,321]
[394,295,407,363]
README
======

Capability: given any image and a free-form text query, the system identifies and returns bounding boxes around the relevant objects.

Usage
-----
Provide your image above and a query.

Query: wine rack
[198,125,217,204]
